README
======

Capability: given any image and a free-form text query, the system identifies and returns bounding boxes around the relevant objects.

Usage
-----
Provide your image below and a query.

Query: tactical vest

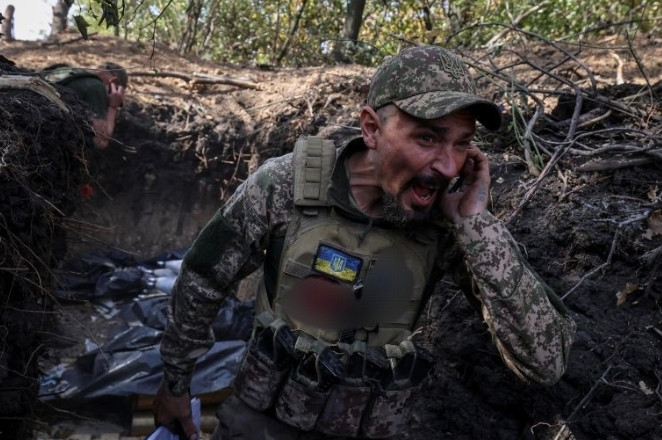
[235,136,439,438]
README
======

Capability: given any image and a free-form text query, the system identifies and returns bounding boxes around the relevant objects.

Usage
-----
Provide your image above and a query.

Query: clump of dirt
[0,61,94,436]
[1,34,661,440]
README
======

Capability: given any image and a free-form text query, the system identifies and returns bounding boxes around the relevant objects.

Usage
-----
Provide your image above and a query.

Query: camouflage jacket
[160,137,576,395]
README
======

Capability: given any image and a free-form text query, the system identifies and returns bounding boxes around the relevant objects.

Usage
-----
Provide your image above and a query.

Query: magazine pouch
[274,352,332,430]
[316,382,371,437]
[233,314,295,411]
[361,340,432,438]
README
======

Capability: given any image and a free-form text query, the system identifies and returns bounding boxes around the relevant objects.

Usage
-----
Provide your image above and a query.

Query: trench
[2,52,661,439]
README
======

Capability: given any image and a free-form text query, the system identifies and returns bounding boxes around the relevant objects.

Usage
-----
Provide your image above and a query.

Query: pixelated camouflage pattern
[275,375,329,431]
[161,137,575,412]
[453,210,577,385]
[160,153,294,395]
[316,384,371,436]
[361,387,413,438]
[367,45,502,130]
[233,349,288,411]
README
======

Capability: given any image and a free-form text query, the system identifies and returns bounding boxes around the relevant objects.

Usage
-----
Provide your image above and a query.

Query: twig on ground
[610,52,625,85]
[131,70,261,90]
[565,86,583,142]
[561,210,651,300]
[220,142,250,200]
[555,108,612,130]
[641,244,662,267]
[562,364,613,426]
[642,260,661,297]
[246,95,305,112]
[625,31,656,104]
[506,126,584,223]
[577,157,655,172]
[304,92,317,118]
[41,32,100,47]
[523,103,546,171]
[551,423,573,440]
[654,368,662,405]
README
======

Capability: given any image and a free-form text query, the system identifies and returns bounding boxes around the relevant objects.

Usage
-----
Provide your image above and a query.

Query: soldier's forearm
[453,210,576,384]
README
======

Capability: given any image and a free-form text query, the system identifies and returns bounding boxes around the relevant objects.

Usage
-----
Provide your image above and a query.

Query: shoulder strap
[260,136,337,314]
[292,136,336,211]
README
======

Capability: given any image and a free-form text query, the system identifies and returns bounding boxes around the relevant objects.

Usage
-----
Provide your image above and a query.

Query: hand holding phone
[439,146,491,223]
[107,82,125,110]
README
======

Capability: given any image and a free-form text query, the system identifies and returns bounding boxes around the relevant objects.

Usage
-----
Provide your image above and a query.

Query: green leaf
[73,15,89,40]
[105,0,120,27]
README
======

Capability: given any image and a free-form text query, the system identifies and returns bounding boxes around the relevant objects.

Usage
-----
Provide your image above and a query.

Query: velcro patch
[313,244,362,283]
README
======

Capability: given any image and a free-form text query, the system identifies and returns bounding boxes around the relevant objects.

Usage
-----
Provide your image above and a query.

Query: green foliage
[73,0,662,66]
[445,0,661,46]
[73,14,89,39]
[98,0,122,28]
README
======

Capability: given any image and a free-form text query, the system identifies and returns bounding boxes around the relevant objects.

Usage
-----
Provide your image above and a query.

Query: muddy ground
[1,32,661,439]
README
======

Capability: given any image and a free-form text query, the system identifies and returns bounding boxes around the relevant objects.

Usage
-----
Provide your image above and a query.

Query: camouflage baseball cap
[367,45,502,130]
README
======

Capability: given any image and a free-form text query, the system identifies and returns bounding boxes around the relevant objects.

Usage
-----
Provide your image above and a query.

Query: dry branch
[41,32,100,47]
[561,210,652,300]
[655,368,662,406]
[555,108,612,130]
[131,70,261,90]
[576,157,655,172]
[641,244,662,267]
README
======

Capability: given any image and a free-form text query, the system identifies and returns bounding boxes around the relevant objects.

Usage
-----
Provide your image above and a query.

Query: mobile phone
[449,176,465,193]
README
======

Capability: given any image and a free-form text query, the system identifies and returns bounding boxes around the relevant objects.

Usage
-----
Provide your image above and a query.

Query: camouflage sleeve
[160,153,294,395]
[452,210,577,386]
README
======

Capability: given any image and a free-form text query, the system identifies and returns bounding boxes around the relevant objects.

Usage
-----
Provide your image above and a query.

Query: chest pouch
[274,334,344,431]
[361,340,434,438]
[233,312,296,411]
[316,341,373,437]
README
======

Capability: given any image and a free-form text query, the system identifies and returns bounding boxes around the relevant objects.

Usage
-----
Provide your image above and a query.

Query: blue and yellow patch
[313,244,362,283]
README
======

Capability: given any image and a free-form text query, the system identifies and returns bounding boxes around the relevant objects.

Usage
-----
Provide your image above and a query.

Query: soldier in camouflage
[152,45,576,439]
[40,62,127,150]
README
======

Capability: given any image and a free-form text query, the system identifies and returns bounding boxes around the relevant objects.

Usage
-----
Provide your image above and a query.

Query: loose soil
[1,32,661,440]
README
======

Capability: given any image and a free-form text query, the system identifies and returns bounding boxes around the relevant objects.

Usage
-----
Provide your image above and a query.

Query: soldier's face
[368,106,476,222]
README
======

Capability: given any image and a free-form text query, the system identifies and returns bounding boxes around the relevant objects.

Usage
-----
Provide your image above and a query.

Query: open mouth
[409,176,444,205]
[412,182,439,202]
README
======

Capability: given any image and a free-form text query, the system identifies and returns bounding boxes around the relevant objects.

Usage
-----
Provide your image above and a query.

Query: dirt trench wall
[0,69,93,437]
[68,86,362,260]
[68,102,251,259]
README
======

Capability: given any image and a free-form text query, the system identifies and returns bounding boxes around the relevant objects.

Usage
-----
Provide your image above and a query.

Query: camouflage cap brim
[394,90,502,131]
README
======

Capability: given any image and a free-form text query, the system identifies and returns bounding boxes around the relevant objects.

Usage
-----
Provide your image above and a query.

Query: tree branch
[131,71,260,90]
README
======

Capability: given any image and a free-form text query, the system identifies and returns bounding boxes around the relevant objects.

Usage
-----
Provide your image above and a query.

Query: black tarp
[40,249,254,400]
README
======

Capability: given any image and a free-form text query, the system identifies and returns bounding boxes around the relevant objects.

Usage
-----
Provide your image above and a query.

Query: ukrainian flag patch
[313,244,362,283]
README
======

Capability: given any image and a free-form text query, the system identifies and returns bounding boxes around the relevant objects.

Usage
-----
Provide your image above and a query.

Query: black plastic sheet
[41,249,255,400]
[54,249,139,300]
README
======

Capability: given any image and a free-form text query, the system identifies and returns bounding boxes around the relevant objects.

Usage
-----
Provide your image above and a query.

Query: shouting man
[153,45,576,440]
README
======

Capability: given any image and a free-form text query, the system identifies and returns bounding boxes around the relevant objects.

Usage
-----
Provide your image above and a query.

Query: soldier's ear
[360,106,379,150]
